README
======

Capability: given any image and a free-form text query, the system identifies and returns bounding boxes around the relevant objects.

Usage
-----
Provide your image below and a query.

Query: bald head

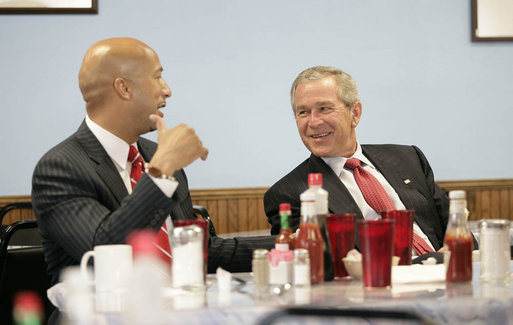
[78,37,156,109]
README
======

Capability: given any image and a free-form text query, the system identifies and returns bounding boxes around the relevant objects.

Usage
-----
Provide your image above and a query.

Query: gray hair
[290,66,360,113]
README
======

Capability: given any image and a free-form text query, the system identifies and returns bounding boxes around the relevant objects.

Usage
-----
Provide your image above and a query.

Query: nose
[162,79,172,98]
[308,110,323,127]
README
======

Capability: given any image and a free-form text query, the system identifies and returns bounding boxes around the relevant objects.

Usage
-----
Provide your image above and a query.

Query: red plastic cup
[380,210,414,265]
[358,219,395,288]
[326,214,356,277]
[173,219,209,277]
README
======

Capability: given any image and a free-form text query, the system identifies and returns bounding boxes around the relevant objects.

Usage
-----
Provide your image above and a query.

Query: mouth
[156,103,166,117]
[311,132,331,139]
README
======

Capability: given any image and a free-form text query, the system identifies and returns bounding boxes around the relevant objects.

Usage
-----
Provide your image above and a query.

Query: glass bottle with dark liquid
[275,203,295,251]
[296,192,324,284]
[444,190,473,282]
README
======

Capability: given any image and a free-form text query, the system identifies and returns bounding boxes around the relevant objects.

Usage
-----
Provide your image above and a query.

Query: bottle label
[280,213,291,229]
[294,264,310,285]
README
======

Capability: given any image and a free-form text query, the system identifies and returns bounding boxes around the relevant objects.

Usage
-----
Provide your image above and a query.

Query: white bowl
[342,256,400,280]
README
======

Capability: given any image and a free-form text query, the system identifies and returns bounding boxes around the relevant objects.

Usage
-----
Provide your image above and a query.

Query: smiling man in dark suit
[32,37,275,288]
[264,66,450,258]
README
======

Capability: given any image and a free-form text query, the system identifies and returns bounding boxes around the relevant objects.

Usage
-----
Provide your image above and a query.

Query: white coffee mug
[80,244,133,313]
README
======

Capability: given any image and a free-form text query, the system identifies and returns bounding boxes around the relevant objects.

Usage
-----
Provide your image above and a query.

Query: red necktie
[128,145,172,264]
[345,158,434,255]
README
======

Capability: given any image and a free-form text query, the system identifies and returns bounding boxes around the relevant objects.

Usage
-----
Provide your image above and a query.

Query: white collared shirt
[322,142,435,254]
[85,116,178,197]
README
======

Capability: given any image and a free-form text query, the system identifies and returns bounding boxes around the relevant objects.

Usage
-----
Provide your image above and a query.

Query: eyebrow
[296,101,336,111]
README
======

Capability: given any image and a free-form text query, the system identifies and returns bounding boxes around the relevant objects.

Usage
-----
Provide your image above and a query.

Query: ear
[113,77,132,100]
[350,101,362,128]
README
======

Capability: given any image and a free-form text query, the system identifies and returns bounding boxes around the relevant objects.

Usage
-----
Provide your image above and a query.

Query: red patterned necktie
[345,158,434,255]
[128,145,172,264]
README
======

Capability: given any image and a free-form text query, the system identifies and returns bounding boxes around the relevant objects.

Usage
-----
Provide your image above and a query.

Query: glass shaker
[171,225,204,290]
[479,219,511,283]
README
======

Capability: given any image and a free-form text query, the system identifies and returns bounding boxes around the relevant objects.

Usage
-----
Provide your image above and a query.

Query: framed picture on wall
[0,0,98,14]
[472,0,513,41]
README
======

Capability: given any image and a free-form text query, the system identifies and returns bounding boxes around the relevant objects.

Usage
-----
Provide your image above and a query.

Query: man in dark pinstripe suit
[32,37,275,287]
[264,66,451,257]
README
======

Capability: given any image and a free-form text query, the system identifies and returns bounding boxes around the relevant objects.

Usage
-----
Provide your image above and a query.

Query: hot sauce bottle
[296,192,324,284]
[444,190,473,282]
[275,203,296,251]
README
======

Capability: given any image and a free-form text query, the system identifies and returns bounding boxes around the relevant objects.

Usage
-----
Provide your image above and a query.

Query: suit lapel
[307,155,364,220]
[75,121,128,205]
[362,145,417,211]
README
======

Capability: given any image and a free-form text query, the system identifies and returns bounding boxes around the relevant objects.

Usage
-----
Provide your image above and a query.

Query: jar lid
[449,190,466,199]
[478,218,510,229]
[253,249,269,258]
[294,248,309,259]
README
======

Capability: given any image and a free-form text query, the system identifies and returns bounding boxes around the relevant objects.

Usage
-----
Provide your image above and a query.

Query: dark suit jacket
[264,144,449,251]
[32,121,275,285]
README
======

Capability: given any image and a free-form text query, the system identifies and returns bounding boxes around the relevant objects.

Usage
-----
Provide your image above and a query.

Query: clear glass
[171,225,205,290]
[479,219,511,283]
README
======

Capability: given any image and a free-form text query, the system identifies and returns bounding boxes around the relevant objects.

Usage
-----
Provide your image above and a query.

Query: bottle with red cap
[301,173,334,281]
[275,203,296,251]
[125,230,168,324]
[296,191,324,284]
[12,291,43,325]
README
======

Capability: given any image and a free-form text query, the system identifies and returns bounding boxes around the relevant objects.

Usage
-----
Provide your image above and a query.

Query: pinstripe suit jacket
[32,121,275,284]
[264,144,449,251]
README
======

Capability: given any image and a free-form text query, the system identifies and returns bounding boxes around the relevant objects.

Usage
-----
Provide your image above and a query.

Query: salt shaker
[171,225,204,289]
[252,249,269,285]
[294,249,311,287]
[479,219,511,283]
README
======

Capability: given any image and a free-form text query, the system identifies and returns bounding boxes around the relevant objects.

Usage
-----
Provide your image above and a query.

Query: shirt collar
[321,141,376,176]
[85,116,136,171]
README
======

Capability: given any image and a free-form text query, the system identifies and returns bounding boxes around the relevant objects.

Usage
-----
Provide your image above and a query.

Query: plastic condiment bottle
[296,192,324,284]
[301,173,334,281]
[275,203,296,251]
[444,190,473,282]
[125,230,168,325]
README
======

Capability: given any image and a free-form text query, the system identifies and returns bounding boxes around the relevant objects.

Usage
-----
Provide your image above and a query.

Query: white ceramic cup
[80,244,133,313]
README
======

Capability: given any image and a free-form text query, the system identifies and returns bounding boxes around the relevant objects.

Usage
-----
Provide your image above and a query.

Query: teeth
[312,132,329,138]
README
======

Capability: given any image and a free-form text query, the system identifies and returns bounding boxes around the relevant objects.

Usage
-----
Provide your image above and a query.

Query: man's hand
[148,114,209,177]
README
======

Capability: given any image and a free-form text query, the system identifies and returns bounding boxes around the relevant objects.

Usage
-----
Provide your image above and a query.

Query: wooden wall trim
[4,179,513,205]
[0,195,31,206]
[190,187,268,200]
[3,179,513,232]
[436,179,513,190]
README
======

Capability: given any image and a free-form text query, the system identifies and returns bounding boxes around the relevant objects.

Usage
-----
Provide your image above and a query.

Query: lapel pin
[404,179,411,184]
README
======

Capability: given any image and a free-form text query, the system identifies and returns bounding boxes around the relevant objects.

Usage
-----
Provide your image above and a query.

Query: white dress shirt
[85,116,178,197]
[322,142,435,254]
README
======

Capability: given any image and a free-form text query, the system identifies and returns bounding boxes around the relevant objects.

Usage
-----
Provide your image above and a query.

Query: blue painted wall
[1,0,512,195]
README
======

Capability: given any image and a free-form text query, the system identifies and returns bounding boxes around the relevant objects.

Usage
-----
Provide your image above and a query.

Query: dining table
[75,261,513,325]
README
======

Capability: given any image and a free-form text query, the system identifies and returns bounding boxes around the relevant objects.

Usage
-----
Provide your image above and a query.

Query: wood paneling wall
[2,179,513,234]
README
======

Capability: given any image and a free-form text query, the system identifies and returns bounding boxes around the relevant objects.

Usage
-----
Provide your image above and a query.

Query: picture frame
[472,0,513,41]
[0,0,98,14]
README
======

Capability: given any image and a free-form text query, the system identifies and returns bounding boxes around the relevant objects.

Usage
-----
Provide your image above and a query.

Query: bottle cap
[126,230,159,257]
[308,173,323,186]
[13,291,43,316]
[279,203,291,212]
[449,190,466,200]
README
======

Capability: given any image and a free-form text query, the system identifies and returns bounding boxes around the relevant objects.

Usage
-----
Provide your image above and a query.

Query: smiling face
[294,77,361,158]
